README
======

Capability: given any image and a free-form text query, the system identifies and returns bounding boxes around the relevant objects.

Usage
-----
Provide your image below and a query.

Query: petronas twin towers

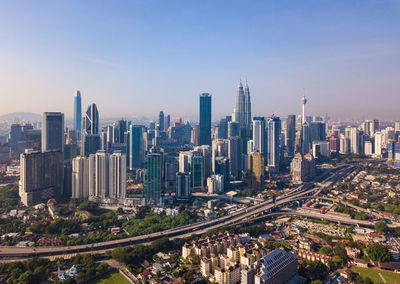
[232,80,251,133]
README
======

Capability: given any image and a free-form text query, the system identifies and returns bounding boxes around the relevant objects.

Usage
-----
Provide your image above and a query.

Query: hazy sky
[0,0,399,121]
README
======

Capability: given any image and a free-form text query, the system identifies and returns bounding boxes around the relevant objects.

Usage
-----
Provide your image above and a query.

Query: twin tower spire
[233,79,251,132]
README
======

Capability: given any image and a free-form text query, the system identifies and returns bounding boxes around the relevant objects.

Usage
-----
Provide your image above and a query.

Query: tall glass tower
[74,91,82,133]
[144,152,163,205]
[233,81,245,127]
[83,103,99,135]
[42,112,64,152]
[244,82,251,133]
[199,93,212,146]
[267,116,282,168]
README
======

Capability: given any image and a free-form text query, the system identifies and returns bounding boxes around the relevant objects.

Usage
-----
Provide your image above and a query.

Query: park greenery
[374,221,388,235]
[365,244,391,262]
[0,254,107,284]
[0,185,20,213]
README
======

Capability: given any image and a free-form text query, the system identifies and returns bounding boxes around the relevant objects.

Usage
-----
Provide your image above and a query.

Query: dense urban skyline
[1,0,400,120]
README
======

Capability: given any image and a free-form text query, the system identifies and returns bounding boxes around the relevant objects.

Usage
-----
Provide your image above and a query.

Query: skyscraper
[189,151,204,190]
[9,124,23,159]
[176,172,191,200]
[199,93,212,146]
[129,125,145,170]
[72,156,89,199]
[93,150,109,198]
[228,121,239,138]
[374,132,383,157]
[252,117,265,153]
[159,111,165,131]
[82,134,100,157]
[42,112,64,152]
[217,117,229,139]
[19,149,64,206]
[244,81,252,135]
[117,120,127,143]
[109,151,127,199]
[83,103,99,135]
[233,81,245,128]
[82,104,99,156]
[267,116,281,168]
[350,127,361,154]
[74,90,82,134]
[228,136,242,178]
[310,121,326,142]
[286,115,296,156]
[144,152,163,205]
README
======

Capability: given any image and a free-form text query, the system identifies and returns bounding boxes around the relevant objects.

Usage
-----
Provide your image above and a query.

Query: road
[0,165,354,259]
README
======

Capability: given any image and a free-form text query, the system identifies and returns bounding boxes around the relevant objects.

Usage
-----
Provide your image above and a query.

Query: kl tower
[301,94,307,124]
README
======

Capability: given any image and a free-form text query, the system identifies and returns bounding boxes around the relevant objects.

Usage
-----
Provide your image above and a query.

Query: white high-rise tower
[301,95,307,124]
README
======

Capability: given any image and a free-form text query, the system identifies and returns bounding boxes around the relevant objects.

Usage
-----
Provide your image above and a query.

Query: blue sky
[0,0,399,120]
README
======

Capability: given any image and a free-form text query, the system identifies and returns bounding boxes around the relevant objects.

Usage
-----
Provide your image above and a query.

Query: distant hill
[0,112,41,122]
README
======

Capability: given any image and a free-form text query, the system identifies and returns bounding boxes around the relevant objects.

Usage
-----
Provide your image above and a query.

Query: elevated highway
[0,165,355,259]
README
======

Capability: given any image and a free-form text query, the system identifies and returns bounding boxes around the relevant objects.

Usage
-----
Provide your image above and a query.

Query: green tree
[366,244,391,262]
[394,226,400,237]
[375,221,388,234]
[319,246,333,255]
[18,271,34,284]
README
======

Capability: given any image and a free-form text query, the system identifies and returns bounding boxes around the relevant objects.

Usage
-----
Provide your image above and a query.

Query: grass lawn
[87,270,130,284]
[351,266,400,284]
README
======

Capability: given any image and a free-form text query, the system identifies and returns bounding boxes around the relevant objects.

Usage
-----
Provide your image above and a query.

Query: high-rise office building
[217,117,229,139]
[244,81,252,134]
[228,136,242,178]
[212,139,229,172]
[74,90,82,134]
[248,151,264,188]
[42,112,64,152]
[117,120,127,143]
[165,155,178,192]
[189,151,204,190]
[83,103,99,135]
[82,134,100,157]
[232,80,251,133]
[165,114,170,130]
[267,116,281,168]
[371,119,379,135]
[129,125,145,170]
[310,121,326,142]
[19,149,64,206]
[176,172,191,200]
[159,111,165,131]
[194,145,212,184]
[252,117,265,154]
[214,156,230,190]
[286,115,296,157]
[199,93,212,146]
[228,121,239,138]
[301,123,311,154]
[144,152,163,205]
[25,129,41,151]
[9,124,23,158]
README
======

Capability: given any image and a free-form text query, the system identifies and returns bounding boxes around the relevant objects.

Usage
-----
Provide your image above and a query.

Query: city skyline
[1,1,400,120]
